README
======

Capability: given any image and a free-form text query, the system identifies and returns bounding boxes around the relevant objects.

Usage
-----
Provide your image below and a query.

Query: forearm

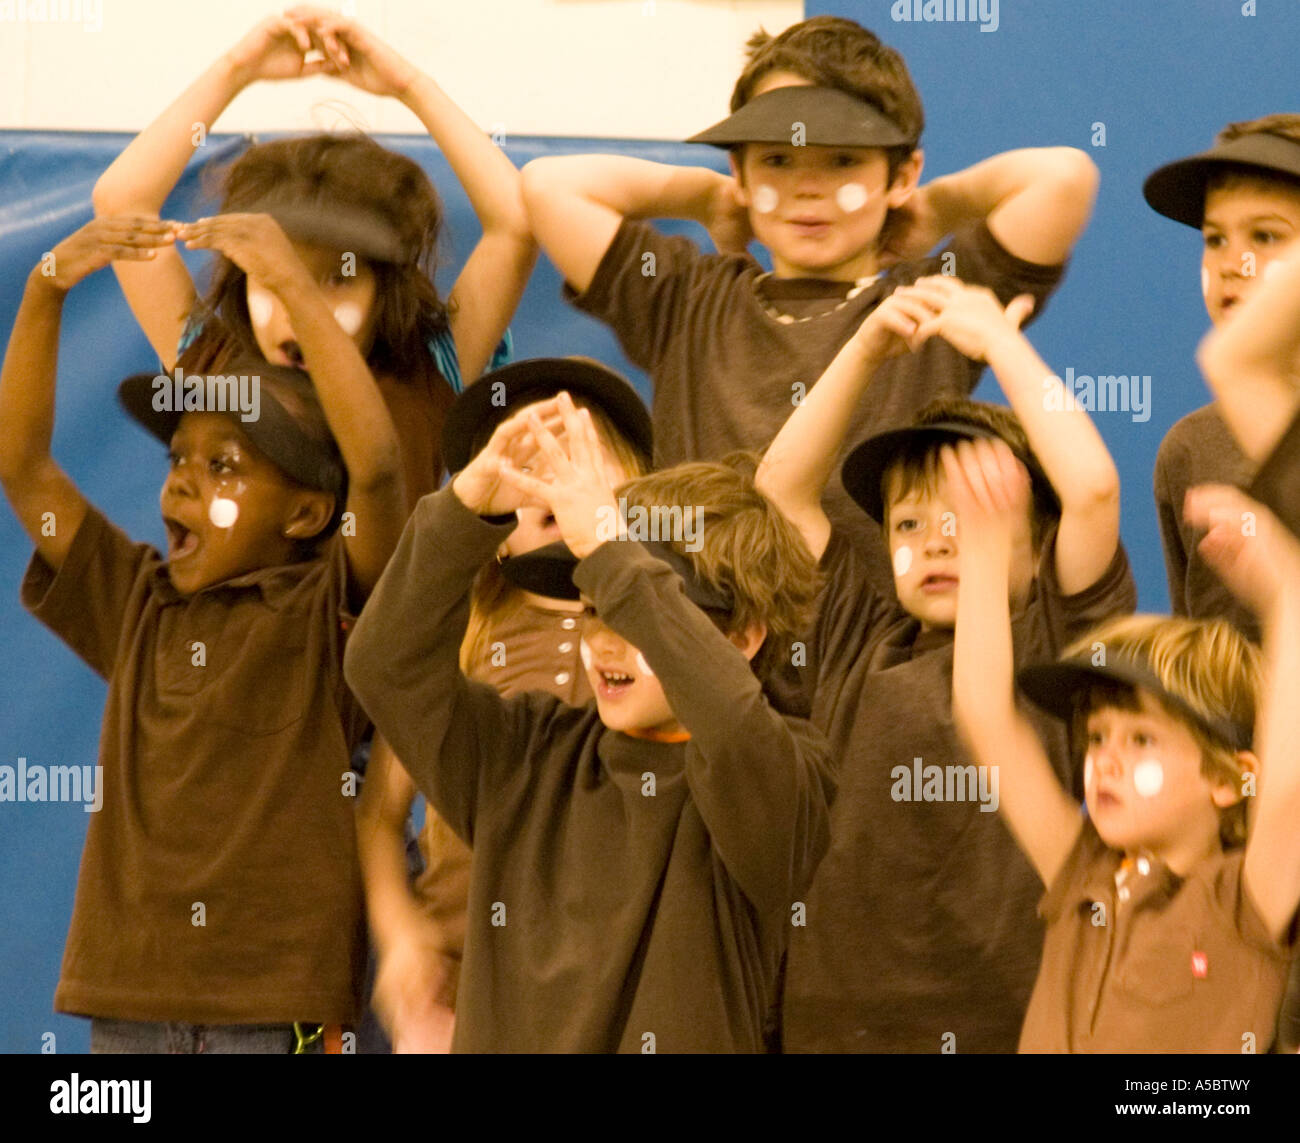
[401,74,530,238]
[1197,255,1300,462]
[756,333,887,519]
[926,147,1088,231]
[92,55,244,214]
[524,154,726,225]
[0,272,65,479]
[984,326,1119,509]
[274,276,402,490]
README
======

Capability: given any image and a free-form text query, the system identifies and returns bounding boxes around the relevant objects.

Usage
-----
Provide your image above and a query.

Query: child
[1196,206,1300,544]
[0,215,405,1051]
[950,443,1300,1051]
[754,276,1135,1051]
[342,394,835,1051]
[1147,114,1300,642]
[92,7,533,505]
[357,359,651,1052]
[522,15,1094,587]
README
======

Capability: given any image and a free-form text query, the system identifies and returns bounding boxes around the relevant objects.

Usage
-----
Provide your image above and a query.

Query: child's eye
[1133,731,1153,748]
[832,152,861,168]
[209,456,235,476]
[760,152,789,168]
[167,451,182,468]
[1203,233,1224,249]
[895,518,923,534]
[1252,229,1284,246]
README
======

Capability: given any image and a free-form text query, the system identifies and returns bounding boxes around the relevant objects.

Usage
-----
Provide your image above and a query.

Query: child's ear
[729,149,749,205]
[727,621,768,661]
[1211,751,1258,809]
[283,490,335,543]
[886,149,925,208]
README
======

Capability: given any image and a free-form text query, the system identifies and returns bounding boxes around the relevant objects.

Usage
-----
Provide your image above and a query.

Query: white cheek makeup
[333,301,365,337]
[1084,753,1095,792]
[248,287,274,328]
[208,497,239,529]
[1132,759,1165,798]
[1201,265,1210,299]
[753,185,779,215]
[579,637,593,671]
[893,545,913,578]
[634,651,655,678]
[835,183,869,213]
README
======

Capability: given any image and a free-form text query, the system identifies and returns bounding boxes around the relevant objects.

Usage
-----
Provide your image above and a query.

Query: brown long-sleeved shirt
[343,487,835,1052]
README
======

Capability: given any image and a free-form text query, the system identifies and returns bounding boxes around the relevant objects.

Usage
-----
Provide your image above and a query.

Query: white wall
[0,0,803,138]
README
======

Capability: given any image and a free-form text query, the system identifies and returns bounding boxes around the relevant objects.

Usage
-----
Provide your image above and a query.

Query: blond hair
[1063,614,1261,846]
[614,451,821,677]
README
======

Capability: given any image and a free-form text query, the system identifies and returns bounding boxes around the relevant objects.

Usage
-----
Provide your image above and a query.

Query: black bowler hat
[1017,655,1253,753]
[687,85,915,150]
[841,419,1059,524]
[441,357,652,474]
[1144,130,1300,229]
[500,539,735,614]
[118,356,346,496]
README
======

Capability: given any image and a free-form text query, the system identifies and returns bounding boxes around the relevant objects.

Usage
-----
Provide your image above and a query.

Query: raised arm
[0,218,174,571]
[947,439,1083,888]
[285,6,536,385]
[1196,250,1300,463]
[92,14,329,368]
[500,396,832,914]
[521,155,746,294]
[1187,484,1300,944]
[176,213,404,594]
[907,277,1121,595]
[754,287,939,559]
[882,147,1098,269]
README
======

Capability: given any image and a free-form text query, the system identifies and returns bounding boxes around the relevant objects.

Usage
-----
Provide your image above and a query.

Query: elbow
[1045,147,1100,201]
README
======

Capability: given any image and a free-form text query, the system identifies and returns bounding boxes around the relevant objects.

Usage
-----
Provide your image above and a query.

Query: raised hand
[175,213,308,295]
[940,436,1032,558]
[223,12,335,88]
[851,283,942,361]
[875,184,944,267]
[706,175,755,256]
[1185,483,1300,623]
[450,397,565,518]
[496,392,621,559]
[284,5,420,98]
[906,276,1035,362]
[39,216,176,294]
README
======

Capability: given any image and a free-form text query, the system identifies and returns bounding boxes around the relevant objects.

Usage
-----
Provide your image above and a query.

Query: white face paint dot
[753,185,779,215]
[835,183,869,213]
[634,651,655,678]
[579,637,593,671]
[1084,753,1095,791]
[1201,265,1210,299]
[893,545,913,578]
[208,497,239,529]
[1132,759,1165,798]
[333,301,364,337]
[248,288,273,328]
[1136,856,1151,877]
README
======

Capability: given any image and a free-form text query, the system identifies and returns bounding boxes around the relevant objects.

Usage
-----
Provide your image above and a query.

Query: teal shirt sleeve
[426,326,514,395]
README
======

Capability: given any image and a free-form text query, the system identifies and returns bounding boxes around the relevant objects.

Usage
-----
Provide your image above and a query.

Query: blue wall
[4,0,1299,1050]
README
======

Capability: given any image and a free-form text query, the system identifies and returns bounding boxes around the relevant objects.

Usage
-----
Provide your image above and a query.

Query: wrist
[26,266,68,301]
[217,47,254,95]
[398,70,435,109]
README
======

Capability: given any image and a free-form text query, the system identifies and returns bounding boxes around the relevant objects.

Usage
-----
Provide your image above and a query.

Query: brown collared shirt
[1020,820,1296,1052]
[23,507,369,1024]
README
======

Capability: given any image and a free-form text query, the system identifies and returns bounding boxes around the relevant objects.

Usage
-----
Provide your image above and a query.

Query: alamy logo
[1045,368,1151,423]
[151,367,261,424]
[595,497,702,553]
[0,757,103,812]
[891,0,999,33]
[50,1074,150,1124]
[891,756,999,812]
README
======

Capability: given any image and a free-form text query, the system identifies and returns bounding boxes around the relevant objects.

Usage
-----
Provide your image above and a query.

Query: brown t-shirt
[572,218,1065,589]
[413,599,594,1006]
[344,488,836,1052]
[1154,403,1260,642]
[22,508,370,1025]
[1020,820,1295,1052]
[1252,404,1300,542]
[782,526,1137,1053]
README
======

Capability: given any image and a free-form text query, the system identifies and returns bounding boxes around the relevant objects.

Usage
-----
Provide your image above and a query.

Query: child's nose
[923,525,954,556]
[162,461,198,502]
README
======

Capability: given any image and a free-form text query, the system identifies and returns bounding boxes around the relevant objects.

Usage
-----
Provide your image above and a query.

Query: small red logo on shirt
[1191,951,1208,979]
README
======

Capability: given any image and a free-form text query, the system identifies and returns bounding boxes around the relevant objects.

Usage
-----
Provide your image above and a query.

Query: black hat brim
[442,358,652,474]
[1017,659,1252,752]
[687,85,914,150]
[840,420,1060,524]
[1144,132,1300,229]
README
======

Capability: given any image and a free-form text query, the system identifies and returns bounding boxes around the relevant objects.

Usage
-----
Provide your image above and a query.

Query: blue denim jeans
[90,1019,308,1054]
